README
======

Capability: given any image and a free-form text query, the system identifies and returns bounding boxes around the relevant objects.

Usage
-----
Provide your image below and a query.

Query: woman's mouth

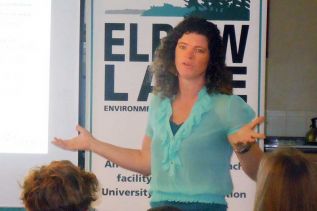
[183,62,193,68]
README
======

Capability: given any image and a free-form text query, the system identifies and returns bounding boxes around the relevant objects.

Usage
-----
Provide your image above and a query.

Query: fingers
[250,129,266,139]
[228,132,256,144]
[52,138,65,148]
[228,130,265,145]
[76,125,85,133]
[249,116,266,139]
[249,116,265,129]
[52,137,60,144]
[229,137,256,146]
[52,138,76,151]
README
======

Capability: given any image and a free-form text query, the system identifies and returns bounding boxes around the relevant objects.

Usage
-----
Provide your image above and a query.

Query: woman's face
[175,32,210,81]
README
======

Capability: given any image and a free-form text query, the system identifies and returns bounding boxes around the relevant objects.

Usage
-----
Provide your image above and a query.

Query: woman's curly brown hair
[151,16,232,98]
[21,160,99,211]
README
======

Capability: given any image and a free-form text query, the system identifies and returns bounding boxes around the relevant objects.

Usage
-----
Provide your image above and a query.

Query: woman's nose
[185,48,195,59]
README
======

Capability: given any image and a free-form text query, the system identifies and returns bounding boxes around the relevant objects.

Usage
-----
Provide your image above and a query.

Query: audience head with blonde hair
[21,160,99,211]
[254,147,317,211]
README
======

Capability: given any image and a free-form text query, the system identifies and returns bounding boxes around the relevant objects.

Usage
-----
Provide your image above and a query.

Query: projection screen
[0,0,80,207]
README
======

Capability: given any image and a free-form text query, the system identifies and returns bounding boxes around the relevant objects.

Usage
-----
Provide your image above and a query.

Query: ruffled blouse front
[146,87,255,204]
[151,87,214,176]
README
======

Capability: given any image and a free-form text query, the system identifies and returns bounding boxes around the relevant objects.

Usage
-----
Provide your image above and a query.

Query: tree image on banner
[184,0,250,20]
[142,0,250,20]
[184,0,201,11]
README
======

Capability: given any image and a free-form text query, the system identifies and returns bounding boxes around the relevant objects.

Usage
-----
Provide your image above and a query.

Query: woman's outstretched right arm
[52,125,151,176]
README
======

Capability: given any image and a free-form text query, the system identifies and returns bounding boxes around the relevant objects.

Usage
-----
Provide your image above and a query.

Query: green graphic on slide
[105,0,250,21]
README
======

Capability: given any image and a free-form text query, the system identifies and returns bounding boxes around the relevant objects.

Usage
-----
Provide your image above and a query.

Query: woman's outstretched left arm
[228,116,266,181]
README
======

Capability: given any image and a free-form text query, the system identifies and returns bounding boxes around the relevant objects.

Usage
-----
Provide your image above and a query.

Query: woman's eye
[178,44,186,49]
[195,48,206,53]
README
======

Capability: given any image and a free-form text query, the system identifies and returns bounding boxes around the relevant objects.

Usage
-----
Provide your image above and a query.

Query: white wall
[266,0,317,137]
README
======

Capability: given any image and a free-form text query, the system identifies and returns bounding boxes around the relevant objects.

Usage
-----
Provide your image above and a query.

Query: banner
[86,1,267,210]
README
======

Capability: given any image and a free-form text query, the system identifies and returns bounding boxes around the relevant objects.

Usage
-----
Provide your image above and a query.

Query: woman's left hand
[228,116,266,146]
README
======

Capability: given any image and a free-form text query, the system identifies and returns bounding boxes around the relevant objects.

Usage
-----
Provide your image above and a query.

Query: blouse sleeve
[226,95,255,135]
[145,94,158,138]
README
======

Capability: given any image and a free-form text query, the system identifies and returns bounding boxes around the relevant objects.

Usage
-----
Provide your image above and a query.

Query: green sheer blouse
[146,87,255,204]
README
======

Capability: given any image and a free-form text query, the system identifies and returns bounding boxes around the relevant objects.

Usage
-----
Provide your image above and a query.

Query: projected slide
[0,0,51,154]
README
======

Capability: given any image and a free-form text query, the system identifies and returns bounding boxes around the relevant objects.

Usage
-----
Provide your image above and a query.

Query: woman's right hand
[52,125,93,151]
